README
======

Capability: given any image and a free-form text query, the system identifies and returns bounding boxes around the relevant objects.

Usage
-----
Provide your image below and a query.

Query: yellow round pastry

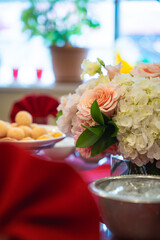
[21,137,34,141]
[37,135,53,140]
[0,120,9,138]
[11,123,18,127]
[15,111,32,126]
[0,137,17,141]
[30,123,38,129]
[32,126,48,139]
[7,127,25,140]
[19,125,32,137]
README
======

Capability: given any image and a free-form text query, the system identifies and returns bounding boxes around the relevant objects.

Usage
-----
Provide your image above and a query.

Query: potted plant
[21,0,100,83]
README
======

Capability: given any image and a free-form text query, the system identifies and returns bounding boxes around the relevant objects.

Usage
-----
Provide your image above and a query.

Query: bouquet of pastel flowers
[57,58,160,174]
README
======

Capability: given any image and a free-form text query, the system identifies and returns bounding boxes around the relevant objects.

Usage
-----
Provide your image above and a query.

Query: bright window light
[0,1,114,86]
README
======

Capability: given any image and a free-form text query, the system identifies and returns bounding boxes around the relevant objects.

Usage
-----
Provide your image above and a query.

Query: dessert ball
[7,127,25,140]
[0,137,16,141]
[15,111,32,126]
[19,125,32,137]
[21,137,34,141]
[0,120,9,138]
[11,123,18,127]
[30,123,38,129]
[32,126,47,139]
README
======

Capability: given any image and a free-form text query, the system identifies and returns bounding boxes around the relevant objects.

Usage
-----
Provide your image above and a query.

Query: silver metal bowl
[89,175,160,240]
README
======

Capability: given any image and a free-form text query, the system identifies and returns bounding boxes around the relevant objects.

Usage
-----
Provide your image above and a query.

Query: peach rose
[130,63,160,78]
[77,83,120,121]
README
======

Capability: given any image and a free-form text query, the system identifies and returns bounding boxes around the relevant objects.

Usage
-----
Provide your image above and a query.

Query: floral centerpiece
[56,59,160,175]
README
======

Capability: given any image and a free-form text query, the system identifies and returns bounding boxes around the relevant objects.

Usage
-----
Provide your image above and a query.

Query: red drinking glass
[13,68,19,82]
[36,69,43,81]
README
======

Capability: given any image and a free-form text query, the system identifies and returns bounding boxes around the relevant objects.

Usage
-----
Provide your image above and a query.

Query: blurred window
[0,1,114,86]
[0,0,159,87]
[115,0,160,65]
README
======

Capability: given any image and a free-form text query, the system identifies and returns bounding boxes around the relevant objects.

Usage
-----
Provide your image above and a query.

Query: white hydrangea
[112,75,160,164]
[147,142,160,160]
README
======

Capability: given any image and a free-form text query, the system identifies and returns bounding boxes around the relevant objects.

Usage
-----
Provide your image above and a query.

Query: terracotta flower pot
[50,45,88,83]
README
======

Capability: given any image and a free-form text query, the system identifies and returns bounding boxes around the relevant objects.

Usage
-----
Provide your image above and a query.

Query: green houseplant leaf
[21,0,101,47]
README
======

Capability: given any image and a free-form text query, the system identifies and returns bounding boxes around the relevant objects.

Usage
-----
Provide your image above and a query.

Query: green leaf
[91,130,117,157]
[102,122,118,139]
[102,112,110,124]
[101,112,119,137]
[97,58,105,67]
[108,121,119,137]
[56,110,63,121]
[76,129,100,148]
[91,100,104,125]
[81,124,105,136]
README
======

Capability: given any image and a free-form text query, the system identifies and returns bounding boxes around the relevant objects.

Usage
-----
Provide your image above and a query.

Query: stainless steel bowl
[89,175,160,240]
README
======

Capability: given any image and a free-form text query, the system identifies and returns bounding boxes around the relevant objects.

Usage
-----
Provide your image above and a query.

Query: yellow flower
[115,52,134,74]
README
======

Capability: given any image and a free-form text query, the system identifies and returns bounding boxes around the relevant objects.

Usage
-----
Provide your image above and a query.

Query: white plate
[0,125,65,150]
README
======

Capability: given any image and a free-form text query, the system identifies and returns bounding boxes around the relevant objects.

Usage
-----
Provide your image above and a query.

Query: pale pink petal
[105,62,122,80]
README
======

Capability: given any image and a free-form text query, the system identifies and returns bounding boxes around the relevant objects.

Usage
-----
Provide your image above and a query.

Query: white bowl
[44,137,75,160]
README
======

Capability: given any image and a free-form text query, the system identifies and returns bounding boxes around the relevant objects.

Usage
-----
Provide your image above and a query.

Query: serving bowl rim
[89,175,160,204]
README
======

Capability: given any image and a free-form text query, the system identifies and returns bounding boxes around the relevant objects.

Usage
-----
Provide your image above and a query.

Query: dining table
[39,150,120,240]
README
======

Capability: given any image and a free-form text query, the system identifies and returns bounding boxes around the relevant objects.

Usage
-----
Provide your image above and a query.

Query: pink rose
[130,63,160,78]
[77,83,120,121]
[104,143,120,156]
[105,62,122,80]
[74,134,119,160]
[74,134,107,160]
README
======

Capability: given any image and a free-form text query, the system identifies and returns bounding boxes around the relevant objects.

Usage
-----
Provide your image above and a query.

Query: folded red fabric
[10,94,60,124]
[0,143,100,240]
